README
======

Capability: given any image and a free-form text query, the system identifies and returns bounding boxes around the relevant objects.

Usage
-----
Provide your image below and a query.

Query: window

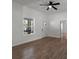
[24,18,34,34]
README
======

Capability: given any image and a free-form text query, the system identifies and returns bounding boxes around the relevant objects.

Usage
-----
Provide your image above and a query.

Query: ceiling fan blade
[52,6,57,10]
[53,3,60,5]
[40,4,49,6]
[46,7,49,10]
[49,1,53,4]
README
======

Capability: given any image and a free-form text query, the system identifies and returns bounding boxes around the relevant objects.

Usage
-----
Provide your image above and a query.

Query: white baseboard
[12,35,60,47]
[12,36,45,47]
[47,35,60,38]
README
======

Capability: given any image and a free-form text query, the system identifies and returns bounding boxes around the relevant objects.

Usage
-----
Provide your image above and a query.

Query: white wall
[47,12,67,38]
[22,6,47,44]
[12,1,47,46]
[12,1,24,46]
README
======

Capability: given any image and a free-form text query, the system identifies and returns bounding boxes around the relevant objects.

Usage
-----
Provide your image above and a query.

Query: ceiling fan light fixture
[48,5,52,8]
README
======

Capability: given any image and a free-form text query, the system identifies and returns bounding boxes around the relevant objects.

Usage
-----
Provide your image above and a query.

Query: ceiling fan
[40,1,60,10]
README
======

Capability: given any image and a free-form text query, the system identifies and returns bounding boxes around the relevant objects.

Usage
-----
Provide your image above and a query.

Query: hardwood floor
[12,37,67,59]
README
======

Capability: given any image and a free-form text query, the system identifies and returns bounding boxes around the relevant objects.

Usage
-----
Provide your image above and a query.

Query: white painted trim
[47,35,60,38]
[12,36,45,47]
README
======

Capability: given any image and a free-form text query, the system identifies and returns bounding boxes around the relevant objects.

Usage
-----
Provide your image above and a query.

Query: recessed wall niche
[23,18,34,34]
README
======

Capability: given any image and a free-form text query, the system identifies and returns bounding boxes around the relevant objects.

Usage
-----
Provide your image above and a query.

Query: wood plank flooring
[12,37,67,59]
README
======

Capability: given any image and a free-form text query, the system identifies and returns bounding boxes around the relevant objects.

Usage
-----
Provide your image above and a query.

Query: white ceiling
[13,0,67,14]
